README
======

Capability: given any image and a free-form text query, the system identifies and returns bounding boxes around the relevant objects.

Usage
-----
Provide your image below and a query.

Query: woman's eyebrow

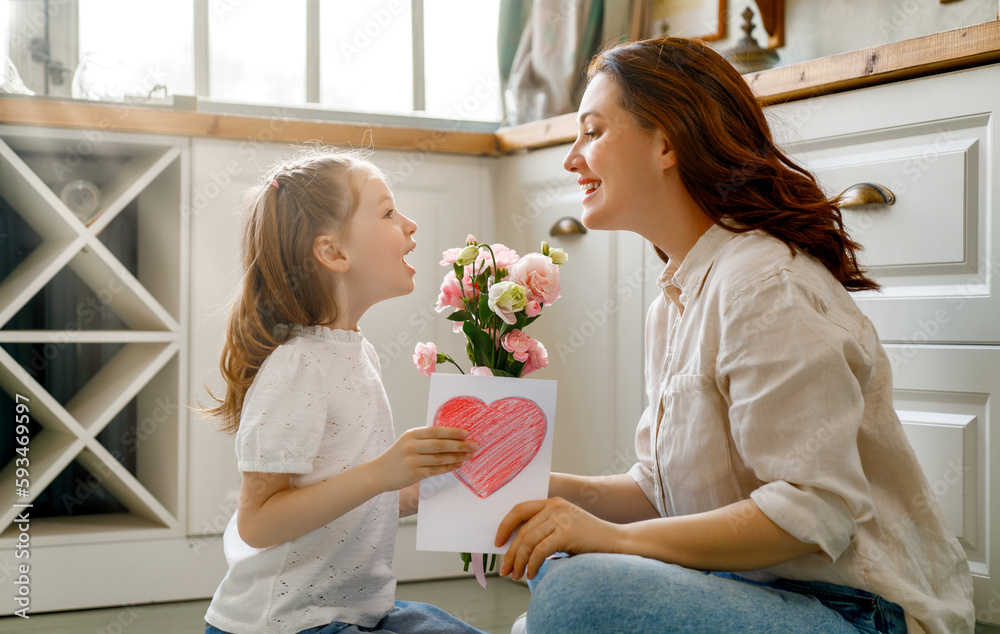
[578,110,602,124]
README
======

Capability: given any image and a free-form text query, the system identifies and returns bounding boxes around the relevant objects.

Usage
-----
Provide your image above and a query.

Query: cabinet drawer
[767,64,1000,344]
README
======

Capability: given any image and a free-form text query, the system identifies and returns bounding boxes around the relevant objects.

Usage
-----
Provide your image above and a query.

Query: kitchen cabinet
[767,63,1000,626]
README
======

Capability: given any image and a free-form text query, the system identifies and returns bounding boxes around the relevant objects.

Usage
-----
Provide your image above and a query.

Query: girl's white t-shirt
[205,325,398,634]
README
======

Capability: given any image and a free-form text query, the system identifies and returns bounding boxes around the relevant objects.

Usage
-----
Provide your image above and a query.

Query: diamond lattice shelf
[0,124,188,545]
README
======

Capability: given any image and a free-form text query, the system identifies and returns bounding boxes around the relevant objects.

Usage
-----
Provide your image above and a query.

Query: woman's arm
[548,472,660,524]
[495,496,820,581]
[238,426,476,548]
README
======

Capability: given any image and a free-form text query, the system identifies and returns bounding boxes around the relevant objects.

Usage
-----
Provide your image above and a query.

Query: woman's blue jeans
[205,600,486,634]
[525,553,907,633]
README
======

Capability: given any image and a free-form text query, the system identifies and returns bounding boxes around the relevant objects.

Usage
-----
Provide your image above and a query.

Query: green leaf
[453,263,464,280]
[490,368,515,377]
[446,310,472,322]
[478,292,492,323]
[509,360,525,377]
[463,322,495,367]
[514,312,527,330]
[523,315,540,328]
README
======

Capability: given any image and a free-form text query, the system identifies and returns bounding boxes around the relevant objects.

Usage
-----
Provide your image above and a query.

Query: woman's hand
[372,426,478,493]
[495,497,621,581]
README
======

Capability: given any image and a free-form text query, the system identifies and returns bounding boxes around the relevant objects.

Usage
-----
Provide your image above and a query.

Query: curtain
[498,0,651,125]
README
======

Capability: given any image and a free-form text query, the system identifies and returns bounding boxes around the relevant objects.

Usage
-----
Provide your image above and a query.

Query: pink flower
[440,247,463,266]
[470,366,493,376]
[509,253,561,306]
[435,271,465,313]
[525,300,542,317]
[477,243,519,272]
[466,234,477,245]
[501,329,536,362]
[521,341,548,376]
[413,342,438,377]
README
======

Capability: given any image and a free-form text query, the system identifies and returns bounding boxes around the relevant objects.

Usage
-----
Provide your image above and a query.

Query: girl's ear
[313,234,349,272]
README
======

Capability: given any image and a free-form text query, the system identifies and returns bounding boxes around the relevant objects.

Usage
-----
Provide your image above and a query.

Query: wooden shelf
[494,20,1000,152]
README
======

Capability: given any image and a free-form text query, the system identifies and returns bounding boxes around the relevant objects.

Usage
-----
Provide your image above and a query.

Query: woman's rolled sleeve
[751,481,857,560]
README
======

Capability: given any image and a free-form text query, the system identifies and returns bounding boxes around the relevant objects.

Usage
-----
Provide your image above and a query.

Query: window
[29,0,502,122]
[78,0,195,99]
[319,1,414,116]
[209,0,307,106]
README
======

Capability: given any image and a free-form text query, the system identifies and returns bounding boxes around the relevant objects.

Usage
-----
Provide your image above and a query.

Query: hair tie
[270,179,279,189]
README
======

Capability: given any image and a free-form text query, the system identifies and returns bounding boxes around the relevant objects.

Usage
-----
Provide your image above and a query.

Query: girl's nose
[404,213,417,234]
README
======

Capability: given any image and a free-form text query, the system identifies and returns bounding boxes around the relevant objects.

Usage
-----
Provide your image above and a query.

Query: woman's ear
[313,234,349,272]
[660,135,677,170]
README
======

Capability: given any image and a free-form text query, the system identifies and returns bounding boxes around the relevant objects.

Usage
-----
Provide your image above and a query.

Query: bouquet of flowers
[413,235,567,379]
[412,235,567,577]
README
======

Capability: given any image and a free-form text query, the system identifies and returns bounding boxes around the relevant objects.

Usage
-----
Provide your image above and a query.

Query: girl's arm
[495,497,820,581]
[548,472,660,524]
[238,426,476,548]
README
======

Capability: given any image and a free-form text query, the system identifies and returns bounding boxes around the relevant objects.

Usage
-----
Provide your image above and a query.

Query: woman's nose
[562,142,581,173]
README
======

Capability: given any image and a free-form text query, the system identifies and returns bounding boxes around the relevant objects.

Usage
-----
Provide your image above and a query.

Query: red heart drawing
[434,395,547,499]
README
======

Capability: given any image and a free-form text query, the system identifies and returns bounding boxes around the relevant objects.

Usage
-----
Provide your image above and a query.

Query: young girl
[204,149,485,634]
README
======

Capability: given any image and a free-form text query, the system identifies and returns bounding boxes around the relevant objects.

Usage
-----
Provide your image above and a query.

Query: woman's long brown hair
[589,37,879,291]
[204,149,378,433]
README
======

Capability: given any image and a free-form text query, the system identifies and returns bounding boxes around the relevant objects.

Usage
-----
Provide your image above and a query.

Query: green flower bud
[456,244,480,266]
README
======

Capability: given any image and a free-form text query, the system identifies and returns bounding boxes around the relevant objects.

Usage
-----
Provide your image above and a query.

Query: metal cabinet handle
[549,216,587,236]
[837,182,895,207]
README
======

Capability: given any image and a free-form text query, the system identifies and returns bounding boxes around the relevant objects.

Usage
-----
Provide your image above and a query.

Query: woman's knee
[527,553,691,631]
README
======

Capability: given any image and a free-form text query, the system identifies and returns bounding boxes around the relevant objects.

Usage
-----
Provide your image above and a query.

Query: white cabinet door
[886,344,999,626]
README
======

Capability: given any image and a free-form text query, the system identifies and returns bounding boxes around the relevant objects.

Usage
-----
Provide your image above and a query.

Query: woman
[494,37,975,634]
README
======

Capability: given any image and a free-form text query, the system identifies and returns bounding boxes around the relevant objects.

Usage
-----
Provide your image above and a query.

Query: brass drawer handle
[549,216,587,236]
[837,182,896,208]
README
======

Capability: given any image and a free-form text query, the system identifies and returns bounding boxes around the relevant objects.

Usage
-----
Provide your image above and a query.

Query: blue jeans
[205,600,486,634]
[526,553,907,633]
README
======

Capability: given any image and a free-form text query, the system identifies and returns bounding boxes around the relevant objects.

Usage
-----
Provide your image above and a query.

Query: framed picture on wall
[651,0,726,41]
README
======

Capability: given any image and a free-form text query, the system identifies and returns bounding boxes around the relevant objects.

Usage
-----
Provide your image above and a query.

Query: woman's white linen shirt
[627,225,974,633]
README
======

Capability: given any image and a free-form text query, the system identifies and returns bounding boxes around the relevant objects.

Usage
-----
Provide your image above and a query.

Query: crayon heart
[434,396,547,499]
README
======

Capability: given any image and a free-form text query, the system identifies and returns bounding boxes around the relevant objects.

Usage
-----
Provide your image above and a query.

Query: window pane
[320,1,413,115]
[210,0,306,105]
[78,0,194,99]
[424,0,501,121]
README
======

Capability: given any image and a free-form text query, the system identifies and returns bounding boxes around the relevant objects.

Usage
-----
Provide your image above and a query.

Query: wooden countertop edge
[0,98,499,156]
[2,21,997,156]
[495,20,1000,153]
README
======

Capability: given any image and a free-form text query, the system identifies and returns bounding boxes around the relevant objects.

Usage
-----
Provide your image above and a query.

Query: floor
[0,576,530,633]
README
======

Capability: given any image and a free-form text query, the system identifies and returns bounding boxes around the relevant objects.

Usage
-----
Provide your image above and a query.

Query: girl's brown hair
[589,37,878,291]
[205,149,379,433]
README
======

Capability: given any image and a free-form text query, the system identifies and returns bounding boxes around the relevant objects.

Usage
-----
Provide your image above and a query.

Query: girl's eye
[384,209,395,219]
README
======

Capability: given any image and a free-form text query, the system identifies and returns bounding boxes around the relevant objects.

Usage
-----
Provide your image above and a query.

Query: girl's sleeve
[236,345,329,474]
[717,270,877,562]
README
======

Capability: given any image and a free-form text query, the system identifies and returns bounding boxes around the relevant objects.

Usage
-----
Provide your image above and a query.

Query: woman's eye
[583,130,598,139]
